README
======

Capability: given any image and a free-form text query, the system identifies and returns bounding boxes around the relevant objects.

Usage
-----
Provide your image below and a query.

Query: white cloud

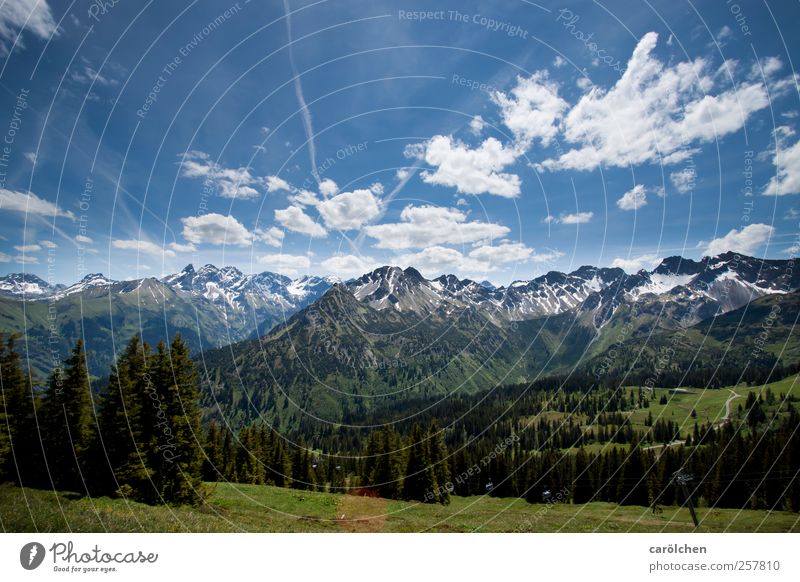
[543,215,556,224]
[701,223,774,257]
[670,167,697,193]
[408,135,521,198]
[616,184,647,210]
[369,182,384,195]
[491,71,567,148]
[317,188,381,230]
[179,151,261,199]
[0,0,57,55]
[763,127,800,196]
[181,213,254,246]
[364,205,509,250]
[13,244,41,253]
[274,205,327,237]
[539,32,768,171]
[289,189,320,207]
[319,178,338,197]
[75,234,93,244]
[1,188,75,219]
[0,252,10,262]
[469,115,485,135]
[396,169,410,181]
[611,253,660,272]
[71,65,118,87]
[112,239,176,258]
[257,253,311,276]
[39,240,57,248]
[254,226,285,247]
[320,254,378,278]
[784,243,800,256]
[397,242,551,277]
[553,55,567,68]
[168,242,197,253]
[266,175,292,193]
[558,211,594,225]
[13,254,38,264]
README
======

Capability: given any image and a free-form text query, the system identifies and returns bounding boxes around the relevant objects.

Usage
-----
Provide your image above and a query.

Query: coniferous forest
[2,331,798,512]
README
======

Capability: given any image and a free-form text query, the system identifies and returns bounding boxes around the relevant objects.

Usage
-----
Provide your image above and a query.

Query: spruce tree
[371,427,403,499]
[428,421,451,504]
[95,336,153,498]
[403,424,437,502]
[41,340,94,492]
[156,335,204,504]
[0,335,41,486]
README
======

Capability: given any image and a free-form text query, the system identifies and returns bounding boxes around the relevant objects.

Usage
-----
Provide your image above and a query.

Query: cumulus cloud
[616,184,647,210]
[75,234,93,244]
[266,175,292,193]
[763,127,800,196]
[538,32,769,172]
[611,253,660,272]
[274,205,327,237]
[179,151,261,199]
[364,205,509,250]
[39,240,57,248]
[317,188,381,230]
[254,226,285,247]
[0,0,57,55]
[181,213,254,246]
[397,242,553,277]
[319,178,338,197]
[558,211,594,225]
[112,239,176,258]
[670,167,697,194]
[257,253,311,276]
[469,115,485,135]
[1,188,75,219]
[701,223,774,257]
[491,71,567,148]
[407,136,521,198]
[320,254,378,278]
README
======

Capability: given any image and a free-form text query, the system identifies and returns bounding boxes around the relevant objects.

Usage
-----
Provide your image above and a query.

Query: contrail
[283,0,319,185]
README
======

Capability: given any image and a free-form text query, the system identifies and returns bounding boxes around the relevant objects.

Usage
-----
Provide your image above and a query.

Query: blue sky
[0,0,798,285]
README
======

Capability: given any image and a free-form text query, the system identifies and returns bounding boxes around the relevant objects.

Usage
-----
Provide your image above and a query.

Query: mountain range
[196,252,800,428]
[0,264,336,376]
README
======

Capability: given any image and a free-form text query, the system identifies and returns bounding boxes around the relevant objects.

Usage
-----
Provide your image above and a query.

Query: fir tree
[41,340,94,492]
[403,424,437,502]
[428,421,451,504]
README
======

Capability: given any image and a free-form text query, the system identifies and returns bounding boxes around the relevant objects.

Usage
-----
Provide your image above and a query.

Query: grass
[1,482,796,533]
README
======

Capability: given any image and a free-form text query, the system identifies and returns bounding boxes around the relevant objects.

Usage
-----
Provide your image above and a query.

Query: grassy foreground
[1,482,797,533]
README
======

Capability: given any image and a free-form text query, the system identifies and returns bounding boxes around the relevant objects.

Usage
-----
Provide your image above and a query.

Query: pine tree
[617,440,650,506]
[428,421,451,504]
[371,427,403,499]
[41,340,94,492]
[156,335,204,504]
[403,424,437,502]
[201,421,224,481]
[95,336,153,499]
[0,335,41,486]
[291,436,315,490]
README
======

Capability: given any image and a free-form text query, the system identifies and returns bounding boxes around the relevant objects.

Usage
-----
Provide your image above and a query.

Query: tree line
[0,333,203,505]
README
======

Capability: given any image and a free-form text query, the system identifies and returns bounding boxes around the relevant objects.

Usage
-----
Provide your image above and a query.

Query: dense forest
[2,332,798,511]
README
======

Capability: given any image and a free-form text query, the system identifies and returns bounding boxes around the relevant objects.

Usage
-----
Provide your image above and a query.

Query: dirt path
[723,389,741,423]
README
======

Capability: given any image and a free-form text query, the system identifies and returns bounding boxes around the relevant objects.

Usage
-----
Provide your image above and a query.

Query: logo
[20,542,46,570]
